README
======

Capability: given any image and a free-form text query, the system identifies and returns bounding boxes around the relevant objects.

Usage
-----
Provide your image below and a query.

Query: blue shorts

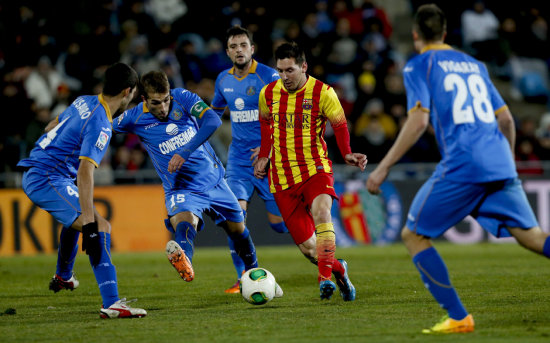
[165,178,244,231]
[21,168,81,228]
[406,176,538,238]
[225,162,281,216]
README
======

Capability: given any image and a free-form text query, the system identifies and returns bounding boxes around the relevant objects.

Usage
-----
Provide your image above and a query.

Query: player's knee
[96,217,111,233]
[311,207,331,224]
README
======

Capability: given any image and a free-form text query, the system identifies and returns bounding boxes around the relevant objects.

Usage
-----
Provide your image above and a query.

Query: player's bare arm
[496,108,516,156]
[367,108,429,195]
[45,118,58,133]
[76,159,96,225]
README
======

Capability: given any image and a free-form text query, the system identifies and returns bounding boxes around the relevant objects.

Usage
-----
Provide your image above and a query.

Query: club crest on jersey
[95,131,109,150]
[303,99,313,110]
[246,86,256,96]
[166,123,178,135]
[173,110,182,120]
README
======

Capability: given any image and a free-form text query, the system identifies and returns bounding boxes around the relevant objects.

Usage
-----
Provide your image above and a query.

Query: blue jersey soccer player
[113,70,259,283]
[17,63,146,318]
[367,4,550,334]
[211,25,288,293]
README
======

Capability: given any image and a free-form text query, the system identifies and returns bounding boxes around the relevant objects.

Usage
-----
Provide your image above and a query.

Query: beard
[234,58,251,70]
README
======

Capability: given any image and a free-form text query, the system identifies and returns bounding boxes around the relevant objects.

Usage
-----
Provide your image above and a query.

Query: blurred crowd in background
[1,0,549,186]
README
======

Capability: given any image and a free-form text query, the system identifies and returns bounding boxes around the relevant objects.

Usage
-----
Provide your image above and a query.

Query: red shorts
[273,173,338,244]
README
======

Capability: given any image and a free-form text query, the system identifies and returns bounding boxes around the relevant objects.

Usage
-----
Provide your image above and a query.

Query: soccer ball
[240,268,283,305]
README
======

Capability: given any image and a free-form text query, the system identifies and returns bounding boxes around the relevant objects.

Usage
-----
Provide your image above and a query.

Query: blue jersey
[18,95,113,178]
[113,88,224,193]
[403,44,517,182]
[211,59,279,167]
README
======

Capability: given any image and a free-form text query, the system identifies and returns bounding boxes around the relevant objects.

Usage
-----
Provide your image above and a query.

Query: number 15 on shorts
[170,194,186,208]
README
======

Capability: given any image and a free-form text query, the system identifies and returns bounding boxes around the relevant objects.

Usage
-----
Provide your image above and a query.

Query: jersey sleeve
[79,111,111,167]
[211,74,227,116]
[112,107,135,134]
[173,88,211,119]
[258,85,269,115]
[403,60,431,114]
[320,85,346,127]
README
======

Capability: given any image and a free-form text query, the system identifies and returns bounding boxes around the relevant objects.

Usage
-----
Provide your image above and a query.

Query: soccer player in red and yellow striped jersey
[254,42,367,301]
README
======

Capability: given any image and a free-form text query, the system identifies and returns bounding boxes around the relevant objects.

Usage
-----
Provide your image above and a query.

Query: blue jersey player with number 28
[113,70,259,286]
[17,63,147,319]
[367,4,550,334]
[211,25,289,293]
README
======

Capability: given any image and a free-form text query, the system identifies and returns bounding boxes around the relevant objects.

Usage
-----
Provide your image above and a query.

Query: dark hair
[225,25,252,48]
[414,4,447,42]
[139,70,170,98]
[102,63,138,96]
[274,42,306,65]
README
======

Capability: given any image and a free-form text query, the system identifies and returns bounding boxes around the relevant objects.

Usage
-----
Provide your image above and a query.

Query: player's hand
[168,153,186,173]
[254,157,269,179]
[344,153,368,171]
[250,147,260,166]
[366,165,389,195]
[82,222,101,265]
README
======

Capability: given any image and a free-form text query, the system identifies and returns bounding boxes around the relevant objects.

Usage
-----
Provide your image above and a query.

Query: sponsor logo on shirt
[159,127,196,154]
[101,127,112,132]
[230,109,258,123]
[166,123,179,135]
[95,131,109,150]
[403,66,413,73]
[235,98,245,110]
[224,88,234,92]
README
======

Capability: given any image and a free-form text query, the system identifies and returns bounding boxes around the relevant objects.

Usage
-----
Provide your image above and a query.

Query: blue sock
[269,221,289,234]
[56,227,80,280]
[227,236,245,279]
[543,236,550,258]
[175,221,196,262]
[229,227,258,270]
[412,247,468,320]
[91,232,119,308]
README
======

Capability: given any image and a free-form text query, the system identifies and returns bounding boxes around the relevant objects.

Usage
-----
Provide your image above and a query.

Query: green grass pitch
[1,243,549,342]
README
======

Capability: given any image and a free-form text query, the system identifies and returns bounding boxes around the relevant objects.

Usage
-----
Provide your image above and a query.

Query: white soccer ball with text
[240,268,283,305]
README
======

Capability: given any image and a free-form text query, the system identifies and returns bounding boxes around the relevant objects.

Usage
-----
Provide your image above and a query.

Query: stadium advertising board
[0,179,549,255]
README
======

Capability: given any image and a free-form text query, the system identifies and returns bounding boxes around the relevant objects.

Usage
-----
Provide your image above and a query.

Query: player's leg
[211,179,258,271]
[50,226,80,292]
[224,200,247,292]
[225,170,253,291]
[304,174,350,300]
[21,170,81,292]
[474,178,549,257]
[509,226,550,256]
[223,220,258,270]
[405,177,482,333]
[165,211,200,282]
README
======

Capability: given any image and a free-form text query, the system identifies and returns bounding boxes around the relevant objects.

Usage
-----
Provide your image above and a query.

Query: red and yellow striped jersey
[259,76,347,193]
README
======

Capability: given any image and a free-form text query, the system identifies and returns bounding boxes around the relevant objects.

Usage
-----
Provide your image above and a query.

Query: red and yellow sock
[315,222,336,282]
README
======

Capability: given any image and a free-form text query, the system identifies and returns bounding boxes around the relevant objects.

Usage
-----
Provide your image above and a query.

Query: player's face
[227,34,254,69]
[276,58,307,92]
[145,92,171,121]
